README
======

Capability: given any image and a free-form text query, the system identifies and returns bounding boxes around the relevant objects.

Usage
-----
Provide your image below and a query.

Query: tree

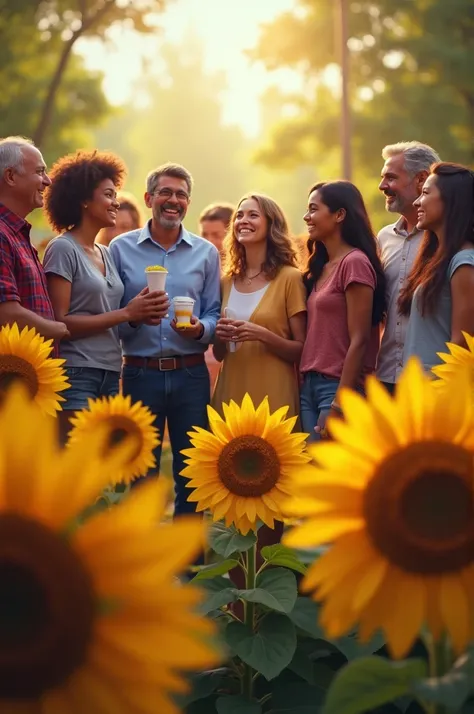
[32,0,169,146]
[250,0,474,182]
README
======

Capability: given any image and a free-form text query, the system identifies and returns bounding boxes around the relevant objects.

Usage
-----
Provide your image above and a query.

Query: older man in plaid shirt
[0,137,67,342]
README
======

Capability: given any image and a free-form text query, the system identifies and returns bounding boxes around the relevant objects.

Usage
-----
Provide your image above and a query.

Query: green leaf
[332,630,385,660]
[197,576,239,615]
[216,694,262,713]
[193,560,240,581]
[261,544,307,575]
[238,568,298,614]
[209,522,257,558]
[225,613,297,681]
[176,670,228,706]
[290,546,329,565]
[411,650,474,710]
[270,679,326,712]
[289,645,335,688]
[288,597,324,639]
[324,656,428,714]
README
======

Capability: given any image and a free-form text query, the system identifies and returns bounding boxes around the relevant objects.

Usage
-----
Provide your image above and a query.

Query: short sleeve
[448,250,474,280]
[284,268,307,318]
[0,232,20,303]
[339,251,376,292]
[43,238,77,282]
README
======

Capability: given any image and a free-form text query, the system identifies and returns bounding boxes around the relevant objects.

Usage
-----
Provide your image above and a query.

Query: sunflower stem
[425,634,450,714]
[242,542,257,700]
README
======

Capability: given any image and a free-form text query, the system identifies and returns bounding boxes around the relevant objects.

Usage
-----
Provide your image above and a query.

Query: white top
[227,282,270,322]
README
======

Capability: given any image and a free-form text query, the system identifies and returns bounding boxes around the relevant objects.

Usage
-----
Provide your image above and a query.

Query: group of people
[1,135,474,519]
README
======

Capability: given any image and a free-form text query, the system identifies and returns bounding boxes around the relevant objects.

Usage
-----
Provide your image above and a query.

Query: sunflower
[68,394,160,484]
[0,386,219,713]
[181,394,311,534]
[283,358,474,659]
[432,331,474,385]
[0,323,69,415]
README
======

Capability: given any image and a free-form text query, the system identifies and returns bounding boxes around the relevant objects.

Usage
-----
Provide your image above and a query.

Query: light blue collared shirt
[109,222,221,357]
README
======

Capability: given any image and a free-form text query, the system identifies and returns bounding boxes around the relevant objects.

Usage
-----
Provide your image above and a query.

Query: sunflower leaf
[237,567,298,614]
[323,656,427,714]
[197,576,240,614]
[260,544,307,575]
[193,560,240,581]
[411,649,474,710]
[287,597,324,639]
[225,614,297,681]
[216,694,262,713]
[209,522,257,558]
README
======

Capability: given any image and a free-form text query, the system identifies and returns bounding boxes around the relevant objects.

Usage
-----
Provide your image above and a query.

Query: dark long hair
[399,162,474,317]
[303,181,386,325]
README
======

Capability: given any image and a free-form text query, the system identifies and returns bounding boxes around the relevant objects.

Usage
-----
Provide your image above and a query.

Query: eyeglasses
[153,188,189,201]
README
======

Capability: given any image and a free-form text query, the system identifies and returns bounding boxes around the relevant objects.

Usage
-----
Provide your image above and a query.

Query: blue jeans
[122,361,210,517]
[300,372,340,442]
[62,367,120,410]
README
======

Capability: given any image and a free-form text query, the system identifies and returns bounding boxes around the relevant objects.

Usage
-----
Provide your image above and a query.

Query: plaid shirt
[0,203,55,321]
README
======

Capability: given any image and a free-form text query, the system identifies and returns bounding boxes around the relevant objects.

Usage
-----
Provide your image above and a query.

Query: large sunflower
[283,359,474,659]
[432,331,474,385]
[181,394,311,534]
[0,323,69,415]
[0,386,219,713]
[68,394,159,484]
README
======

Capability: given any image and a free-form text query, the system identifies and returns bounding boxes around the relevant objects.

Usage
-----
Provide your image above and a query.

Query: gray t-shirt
[403,248,474,372]
[43,234,124,371]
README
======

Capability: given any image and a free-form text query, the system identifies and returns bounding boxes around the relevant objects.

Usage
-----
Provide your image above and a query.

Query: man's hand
[170,315,204,340]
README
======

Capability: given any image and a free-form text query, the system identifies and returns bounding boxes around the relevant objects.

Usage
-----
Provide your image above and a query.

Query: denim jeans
[122,361,210,517]
[62,367,120,411]
[300,371,340,442]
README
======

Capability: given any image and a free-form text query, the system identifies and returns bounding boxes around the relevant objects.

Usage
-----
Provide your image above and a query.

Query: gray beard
[385,197,405,214]
[157,213,182,230]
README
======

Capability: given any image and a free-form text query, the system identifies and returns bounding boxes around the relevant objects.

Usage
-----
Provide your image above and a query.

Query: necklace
[245,269,263,285]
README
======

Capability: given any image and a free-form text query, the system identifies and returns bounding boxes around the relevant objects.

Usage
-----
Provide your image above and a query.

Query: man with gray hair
[376,141,440,393]
[0,136,67,341]
[109,162,220,519]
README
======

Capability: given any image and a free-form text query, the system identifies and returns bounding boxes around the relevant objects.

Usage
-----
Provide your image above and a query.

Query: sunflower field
[0,322,474,714]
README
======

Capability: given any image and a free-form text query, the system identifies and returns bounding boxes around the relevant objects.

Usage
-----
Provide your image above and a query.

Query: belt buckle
[158,357,177,371]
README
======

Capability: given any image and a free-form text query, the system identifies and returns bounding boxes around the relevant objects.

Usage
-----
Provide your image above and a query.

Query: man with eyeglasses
[109,162,221,518]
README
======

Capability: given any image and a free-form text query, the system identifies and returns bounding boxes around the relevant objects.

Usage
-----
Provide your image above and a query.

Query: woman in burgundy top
[300,181,386,440]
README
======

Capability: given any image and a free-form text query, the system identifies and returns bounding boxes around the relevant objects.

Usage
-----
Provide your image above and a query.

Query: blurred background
[2,0,473,244]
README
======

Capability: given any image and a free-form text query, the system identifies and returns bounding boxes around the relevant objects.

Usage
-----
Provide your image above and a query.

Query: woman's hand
[215,317,238,343]
[315,406,343,440]
[124,288,170,324]
[230,320,268,343]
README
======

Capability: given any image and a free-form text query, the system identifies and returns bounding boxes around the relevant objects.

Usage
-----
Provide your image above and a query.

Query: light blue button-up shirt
[109,221,221,358]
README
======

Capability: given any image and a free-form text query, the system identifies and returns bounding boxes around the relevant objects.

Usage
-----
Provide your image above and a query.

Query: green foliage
[260,544,308,575]
[209,522,258,559]
[411,648,474,711]
[323,656,427,714]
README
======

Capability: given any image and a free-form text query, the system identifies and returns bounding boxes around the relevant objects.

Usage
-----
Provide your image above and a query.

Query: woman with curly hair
[212,193,307,419]
[43,150,165,439]
[300,180,386,440]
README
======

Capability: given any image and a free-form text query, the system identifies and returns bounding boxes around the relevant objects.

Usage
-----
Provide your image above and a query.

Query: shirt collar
[0,202,31,235]
[393,215,421,239]
[136,220,193,247]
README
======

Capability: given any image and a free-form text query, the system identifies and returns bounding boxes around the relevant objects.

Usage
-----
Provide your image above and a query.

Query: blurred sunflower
[0,323,69,415]
[432,331,474,385]
[284,359,474,659]
[0,386,219,713]
[68,394,159,484]
[181,394,310,534]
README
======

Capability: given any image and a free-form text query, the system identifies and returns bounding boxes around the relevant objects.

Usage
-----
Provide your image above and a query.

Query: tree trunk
[32,32,81,147]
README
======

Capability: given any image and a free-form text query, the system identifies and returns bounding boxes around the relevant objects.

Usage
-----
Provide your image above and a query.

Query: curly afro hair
[44,150,127,232]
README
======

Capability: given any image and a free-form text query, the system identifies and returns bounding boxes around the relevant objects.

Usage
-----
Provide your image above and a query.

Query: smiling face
[233,198,268,246]
[145,175,190,230]
[414,174,444,232]
[303,189,343,241]
[84,179,119,228]
[7,145,51,216]
[378,153,422,216]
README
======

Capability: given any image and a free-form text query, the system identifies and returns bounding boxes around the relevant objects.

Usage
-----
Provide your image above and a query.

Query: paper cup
[224,306,238,352]
[145,269,168,291]
[173,296,195,328]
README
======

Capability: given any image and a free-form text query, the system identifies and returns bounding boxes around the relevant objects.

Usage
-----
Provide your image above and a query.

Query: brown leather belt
[123,354,205,372]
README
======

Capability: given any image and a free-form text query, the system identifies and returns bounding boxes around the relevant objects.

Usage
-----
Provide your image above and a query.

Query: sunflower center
[0,356,39,402]
[218,435,280,497]
[364,442,474,574]
[105,416,143,463]
[0,514,95,699]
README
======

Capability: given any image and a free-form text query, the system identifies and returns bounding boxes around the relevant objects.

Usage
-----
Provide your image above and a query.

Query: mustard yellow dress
[212,266,307,419]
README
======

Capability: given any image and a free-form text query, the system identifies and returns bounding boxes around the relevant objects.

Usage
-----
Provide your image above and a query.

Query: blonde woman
[213,193,307,421]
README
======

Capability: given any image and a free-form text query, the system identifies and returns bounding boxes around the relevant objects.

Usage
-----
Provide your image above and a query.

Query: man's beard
[155,204,184,229]
[385,193,405,214]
